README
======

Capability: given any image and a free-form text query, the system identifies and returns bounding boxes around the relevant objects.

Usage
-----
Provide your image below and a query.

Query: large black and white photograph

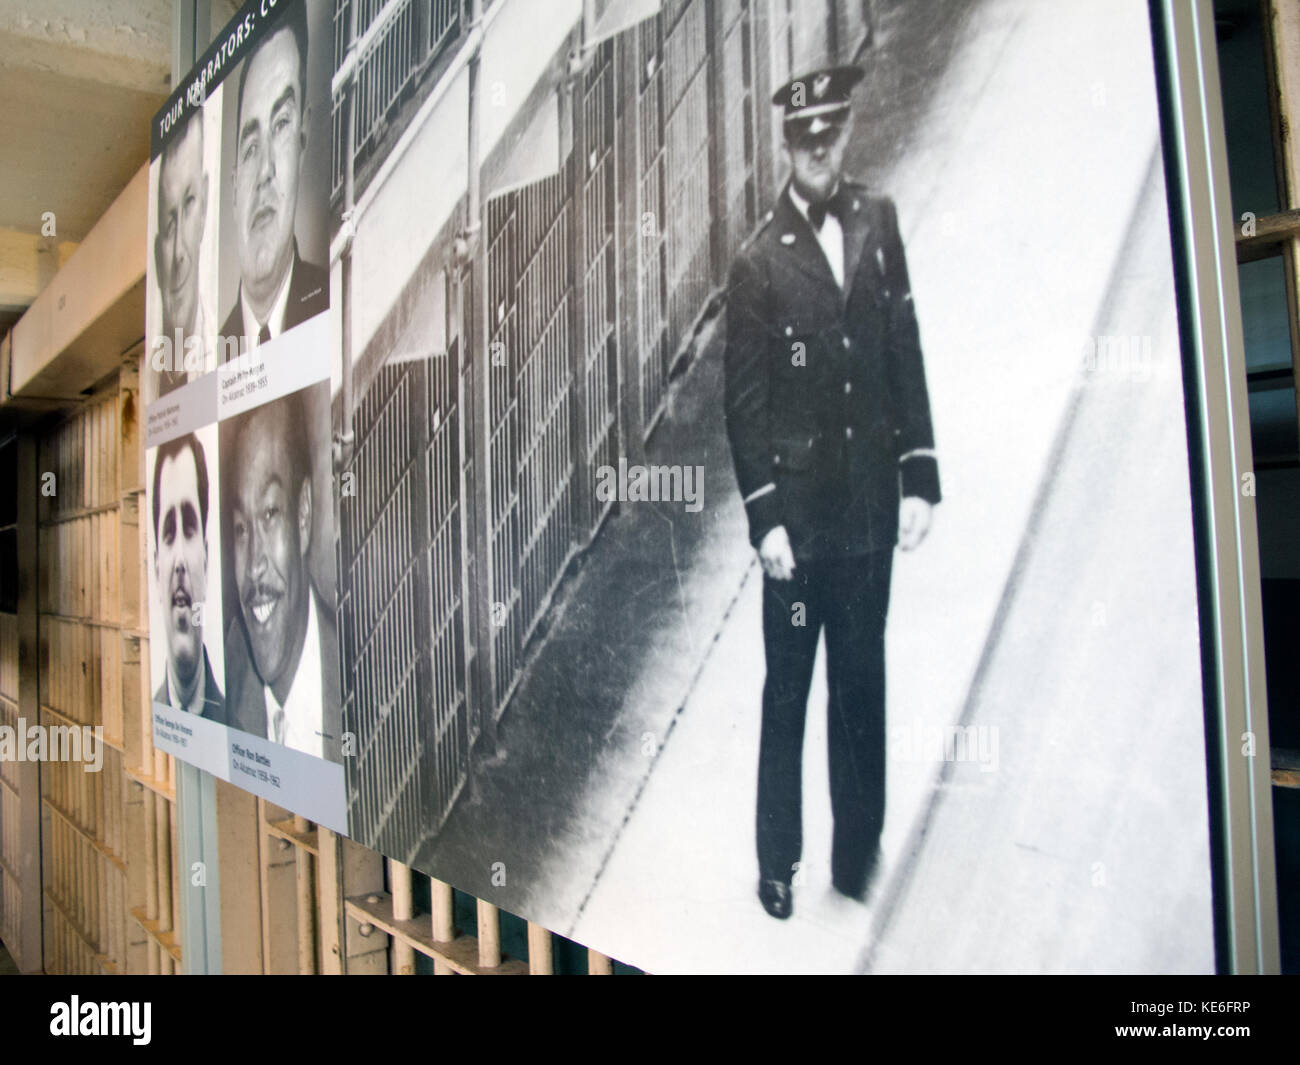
[324,0,1217,974]
[219,379,341,762]
[217,0,331,355]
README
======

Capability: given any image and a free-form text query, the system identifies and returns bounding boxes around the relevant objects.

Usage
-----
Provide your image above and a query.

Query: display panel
[146,0,343,831]
[146,0,1225,973]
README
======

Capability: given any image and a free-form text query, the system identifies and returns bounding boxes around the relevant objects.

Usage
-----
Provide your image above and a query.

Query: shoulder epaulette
[738,208,776,255]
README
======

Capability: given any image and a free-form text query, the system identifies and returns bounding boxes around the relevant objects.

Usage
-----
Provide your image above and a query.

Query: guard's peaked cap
[771,65,864,127]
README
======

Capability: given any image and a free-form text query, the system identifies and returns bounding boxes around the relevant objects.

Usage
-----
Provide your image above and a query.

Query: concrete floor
[863,157,1213,974]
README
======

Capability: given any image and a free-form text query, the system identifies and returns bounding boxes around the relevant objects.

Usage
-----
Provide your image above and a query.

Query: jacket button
[844,381,852,394]
[773,454,781,465]
[784,326,793,337]
[842,336,851,349]
[845,427,853,440]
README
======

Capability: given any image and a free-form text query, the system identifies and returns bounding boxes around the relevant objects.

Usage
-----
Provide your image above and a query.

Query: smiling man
[222,390,341,761]
[152,434,224,721]
[154,110,214,397]
[220,5,326,354]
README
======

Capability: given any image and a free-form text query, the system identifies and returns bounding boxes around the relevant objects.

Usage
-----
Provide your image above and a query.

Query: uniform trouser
[757,548,893,894]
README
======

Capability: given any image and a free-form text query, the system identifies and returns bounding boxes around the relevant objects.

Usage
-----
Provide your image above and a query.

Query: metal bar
[143,789,159,973]
[429,875,455,975]
[316,827,345,973]
[704,0,727,289]
[465,0,497,751]
[170,0,219,977]
[569,48,592,542]
[295,815,317,974]
[341,0,360,451]
[389,858,416,974]
[526,922,553,974]
[1156,0,1280,974]
[13,435,42,970]
[345,891,528,973]
[1261,0,1300,452]
[476,898,500,968]
[1233,207,1300,262]
[615,30,646,464]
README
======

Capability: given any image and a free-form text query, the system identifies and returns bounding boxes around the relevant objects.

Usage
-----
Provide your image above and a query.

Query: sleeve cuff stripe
[743,483,777,504]
[899,449,936,463]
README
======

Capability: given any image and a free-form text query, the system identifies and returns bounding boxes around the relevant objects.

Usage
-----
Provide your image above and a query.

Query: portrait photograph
[146,423,226,724]
[218,379,341,764]
[217,0,331,356]
[144,89,223,408]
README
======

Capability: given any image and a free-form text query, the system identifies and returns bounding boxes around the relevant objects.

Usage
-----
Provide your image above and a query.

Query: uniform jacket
[219,243,328,352]
[724,180,940,559]
[224,582,344,764]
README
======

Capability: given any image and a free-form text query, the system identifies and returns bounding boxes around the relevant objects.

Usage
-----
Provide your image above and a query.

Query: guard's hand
[898,497,932,552]
[758,525,796,580]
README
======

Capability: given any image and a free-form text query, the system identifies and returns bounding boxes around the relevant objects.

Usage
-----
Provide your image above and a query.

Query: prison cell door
[339,279,469,857]
[484,167,578,716]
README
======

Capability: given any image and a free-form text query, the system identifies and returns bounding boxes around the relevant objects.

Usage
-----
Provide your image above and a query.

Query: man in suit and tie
[221,389,342,763]
[152,433,225,722]
[220,4,327,355]
[152,108,216,399]
[723,66,941,919]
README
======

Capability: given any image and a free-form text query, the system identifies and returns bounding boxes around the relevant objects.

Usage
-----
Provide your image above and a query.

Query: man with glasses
[723,65,942,920]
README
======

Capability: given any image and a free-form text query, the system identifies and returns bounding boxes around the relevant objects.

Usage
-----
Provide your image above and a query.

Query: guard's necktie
[258,323,271,346]
[272,707,285,745]
[807,192,842,233]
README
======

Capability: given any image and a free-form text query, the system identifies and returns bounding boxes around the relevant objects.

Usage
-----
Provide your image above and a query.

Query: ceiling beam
[0,0,172,95]
[0,229,78,310]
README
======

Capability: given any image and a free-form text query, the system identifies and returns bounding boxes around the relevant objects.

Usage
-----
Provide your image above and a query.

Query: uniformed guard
[723,64,941,919]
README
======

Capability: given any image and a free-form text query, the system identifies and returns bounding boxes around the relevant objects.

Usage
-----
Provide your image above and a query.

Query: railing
[332,0,467,200]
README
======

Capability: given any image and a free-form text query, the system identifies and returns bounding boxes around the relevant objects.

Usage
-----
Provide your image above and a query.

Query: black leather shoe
[758,879,793,919]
